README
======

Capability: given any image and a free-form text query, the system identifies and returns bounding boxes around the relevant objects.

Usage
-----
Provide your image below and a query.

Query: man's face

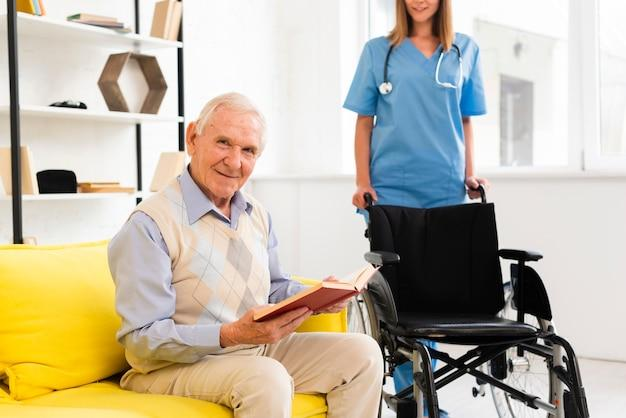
[186,106,262,205]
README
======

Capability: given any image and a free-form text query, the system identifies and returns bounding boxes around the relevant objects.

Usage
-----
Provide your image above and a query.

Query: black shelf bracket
[7,0,23,244]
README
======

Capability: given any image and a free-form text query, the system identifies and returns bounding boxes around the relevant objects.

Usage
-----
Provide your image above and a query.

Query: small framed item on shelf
[0,146,39,195]
[150,151,186,192]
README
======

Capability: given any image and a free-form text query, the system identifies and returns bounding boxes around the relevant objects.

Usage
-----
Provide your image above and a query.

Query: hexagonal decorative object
[98,52,168,114]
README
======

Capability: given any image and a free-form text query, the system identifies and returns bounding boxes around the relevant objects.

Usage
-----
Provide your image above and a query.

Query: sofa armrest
[292,276,348,333]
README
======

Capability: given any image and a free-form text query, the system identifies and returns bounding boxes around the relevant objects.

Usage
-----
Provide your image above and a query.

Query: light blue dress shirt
[108,167,307,364]
[344,33,487,209]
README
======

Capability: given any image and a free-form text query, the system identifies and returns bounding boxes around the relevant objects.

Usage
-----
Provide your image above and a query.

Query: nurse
[343,0,489,413]
[345,0,489,212]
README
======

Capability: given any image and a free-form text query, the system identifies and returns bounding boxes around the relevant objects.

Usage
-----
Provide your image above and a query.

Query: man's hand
[219,306,312,348]
[315,276,351,314]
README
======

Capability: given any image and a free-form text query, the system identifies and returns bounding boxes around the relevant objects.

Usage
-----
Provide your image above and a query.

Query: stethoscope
[378,43,463,95]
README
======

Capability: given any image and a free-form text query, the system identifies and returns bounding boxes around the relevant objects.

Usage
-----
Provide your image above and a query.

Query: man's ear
[186,122,197,156]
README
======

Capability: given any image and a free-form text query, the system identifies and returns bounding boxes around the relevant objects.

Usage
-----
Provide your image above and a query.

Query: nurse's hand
[353,185,377,209]
[466,176,490,200]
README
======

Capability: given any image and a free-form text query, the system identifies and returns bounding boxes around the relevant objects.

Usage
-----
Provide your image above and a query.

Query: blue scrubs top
[344,33,486,209]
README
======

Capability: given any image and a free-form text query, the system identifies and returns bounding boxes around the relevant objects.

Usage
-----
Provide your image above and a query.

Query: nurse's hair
[389,0,453,51]
[194,92,267,152]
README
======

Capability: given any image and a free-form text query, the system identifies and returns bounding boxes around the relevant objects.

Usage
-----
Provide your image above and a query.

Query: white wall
[250,175,626,362]
[1,1,624,362]
[1,0,363,243]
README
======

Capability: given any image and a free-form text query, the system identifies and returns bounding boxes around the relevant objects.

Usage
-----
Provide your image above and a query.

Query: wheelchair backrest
[367,202,505,315]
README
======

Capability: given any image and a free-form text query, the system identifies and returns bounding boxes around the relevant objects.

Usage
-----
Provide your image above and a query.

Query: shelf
[0,105,183,124]
[0,12,182,50]
[1,192,138,201]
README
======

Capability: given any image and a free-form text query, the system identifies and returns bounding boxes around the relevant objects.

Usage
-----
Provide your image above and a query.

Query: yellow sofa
[0,241,347,418]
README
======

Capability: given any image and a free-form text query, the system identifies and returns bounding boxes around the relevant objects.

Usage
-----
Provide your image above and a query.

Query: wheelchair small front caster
[472,386,485,398]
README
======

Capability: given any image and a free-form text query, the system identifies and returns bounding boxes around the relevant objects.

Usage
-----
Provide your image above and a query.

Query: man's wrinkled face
[186,106,261,205]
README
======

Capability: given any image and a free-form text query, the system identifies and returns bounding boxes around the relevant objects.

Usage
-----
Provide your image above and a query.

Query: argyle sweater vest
[134,179,271,359]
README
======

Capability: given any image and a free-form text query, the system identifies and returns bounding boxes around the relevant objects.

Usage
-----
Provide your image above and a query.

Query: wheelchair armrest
[364,251,400,267]
[499,249,543,262]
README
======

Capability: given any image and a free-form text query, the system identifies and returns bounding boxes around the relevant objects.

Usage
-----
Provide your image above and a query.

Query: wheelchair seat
[393,312,538,340]
[362,198,589,418]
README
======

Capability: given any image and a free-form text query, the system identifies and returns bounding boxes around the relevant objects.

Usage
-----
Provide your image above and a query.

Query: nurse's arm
[353,115,377,208]
[463,117,489,199]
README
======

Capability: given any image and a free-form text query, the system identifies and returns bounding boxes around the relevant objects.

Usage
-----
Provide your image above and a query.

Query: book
[150,0,175,39]
[77,182,134,193]
[150,151,185,192]
[71,19,126,29]
[37,0,45,16]
[16,0,36,15]
[253,264,379,322]
[67,13,118,22]
[166,1,182,41]
[0,146,39,195]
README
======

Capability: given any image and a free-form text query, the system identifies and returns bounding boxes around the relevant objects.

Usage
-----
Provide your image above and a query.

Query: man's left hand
[315,276,351,314]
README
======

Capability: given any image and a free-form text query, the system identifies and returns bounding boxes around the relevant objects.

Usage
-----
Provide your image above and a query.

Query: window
[449,1,570,168]
[366,0,626,172]
[598,1,626,158]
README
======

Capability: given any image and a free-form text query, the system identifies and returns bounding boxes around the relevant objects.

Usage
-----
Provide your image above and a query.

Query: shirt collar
[179,165,253,225]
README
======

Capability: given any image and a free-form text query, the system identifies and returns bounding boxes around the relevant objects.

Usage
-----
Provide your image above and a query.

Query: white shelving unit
[0,105,183,124]
[3,5,185,243]
[1,192,137,201]
[0,12,181,50]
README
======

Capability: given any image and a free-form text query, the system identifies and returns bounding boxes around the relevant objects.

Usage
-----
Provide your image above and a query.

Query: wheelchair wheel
[347,294,372,335]
[490,282,552,418]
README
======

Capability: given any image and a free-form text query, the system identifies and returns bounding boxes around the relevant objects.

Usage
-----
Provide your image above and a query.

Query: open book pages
[253,264,379,322]
[342,263,378,291]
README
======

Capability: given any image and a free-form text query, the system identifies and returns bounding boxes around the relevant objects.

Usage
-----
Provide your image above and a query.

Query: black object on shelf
[36,170,78,193]
[49,100,88,109]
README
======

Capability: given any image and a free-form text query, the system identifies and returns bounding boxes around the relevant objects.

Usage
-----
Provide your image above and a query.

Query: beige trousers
[121,332,383,418]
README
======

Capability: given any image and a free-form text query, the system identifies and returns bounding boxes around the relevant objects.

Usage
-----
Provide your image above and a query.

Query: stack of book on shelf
[67,13,130,33]
[150,0,182,41]
[16,0,46,16]
[77,182,134,194]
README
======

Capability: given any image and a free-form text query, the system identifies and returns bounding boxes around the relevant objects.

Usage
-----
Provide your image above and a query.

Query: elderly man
[108,92,383,418]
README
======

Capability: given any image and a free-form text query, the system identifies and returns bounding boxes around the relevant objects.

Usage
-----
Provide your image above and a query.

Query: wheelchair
[349,189,589,418]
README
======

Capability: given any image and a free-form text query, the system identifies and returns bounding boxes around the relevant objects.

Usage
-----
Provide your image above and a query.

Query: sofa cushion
[5,380,327,418]
[0,241,128,400]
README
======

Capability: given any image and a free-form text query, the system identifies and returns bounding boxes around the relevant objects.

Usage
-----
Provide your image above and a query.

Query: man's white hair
[194,92,267,151]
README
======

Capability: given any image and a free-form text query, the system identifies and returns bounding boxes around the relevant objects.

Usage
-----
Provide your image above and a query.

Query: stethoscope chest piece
[378,81,393,95]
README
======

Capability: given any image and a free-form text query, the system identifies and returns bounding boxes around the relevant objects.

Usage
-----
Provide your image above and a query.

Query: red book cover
[253,264,378,321]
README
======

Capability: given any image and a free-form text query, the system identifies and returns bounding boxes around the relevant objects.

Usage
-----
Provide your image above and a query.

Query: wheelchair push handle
[367,186,485,205]
[470,184,487,203]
